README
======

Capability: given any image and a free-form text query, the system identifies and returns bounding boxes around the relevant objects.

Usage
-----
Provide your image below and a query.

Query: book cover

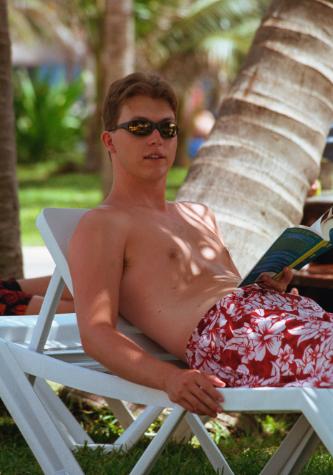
[240,207,333,287]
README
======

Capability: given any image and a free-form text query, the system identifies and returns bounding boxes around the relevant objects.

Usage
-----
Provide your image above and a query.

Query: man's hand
[259,267,298,294]
[164,368,225,417]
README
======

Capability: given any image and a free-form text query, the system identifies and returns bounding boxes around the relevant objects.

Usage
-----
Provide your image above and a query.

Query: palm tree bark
[177,0,333,276]
[0,0,23,279]
[101,0,134,195]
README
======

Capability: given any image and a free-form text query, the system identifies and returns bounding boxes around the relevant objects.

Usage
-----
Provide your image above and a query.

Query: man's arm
[68,209,224,417]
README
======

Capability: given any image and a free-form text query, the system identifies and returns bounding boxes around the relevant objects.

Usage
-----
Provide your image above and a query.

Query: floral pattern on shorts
[185,284,333,388]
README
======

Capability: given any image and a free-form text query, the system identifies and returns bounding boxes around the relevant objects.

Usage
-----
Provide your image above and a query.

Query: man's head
[102,72,178,131]
[101,73,178,183]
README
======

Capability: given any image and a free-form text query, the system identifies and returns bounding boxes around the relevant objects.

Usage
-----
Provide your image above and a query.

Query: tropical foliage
[9,0,271,167]
[137,0,270,83]
[13,71,85,163]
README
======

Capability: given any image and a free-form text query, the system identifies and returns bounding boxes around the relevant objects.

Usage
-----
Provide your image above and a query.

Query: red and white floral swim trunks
[185,284,333,388]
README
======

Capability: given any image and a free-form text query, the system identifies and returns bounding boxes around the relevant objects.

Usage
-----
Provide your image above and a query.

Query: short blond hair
[102,72,178,130]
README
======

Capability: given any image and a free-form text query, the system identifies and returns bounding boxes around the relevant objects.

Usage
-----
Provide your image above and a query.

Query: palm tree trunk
[0,0,23,279]
[177,0,333,276]
[84,46,104,173]
[101,0,134,195]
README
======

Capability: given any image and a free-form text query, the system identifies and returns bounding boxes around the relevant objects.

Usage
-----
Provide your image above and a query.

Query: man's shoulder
[74,205,131,237]
[176,200,218,231]
[175,200,214,216]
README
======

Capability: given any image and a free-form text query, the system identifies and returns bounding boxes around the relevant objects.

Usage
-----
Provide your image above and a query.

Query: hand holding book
[258,267,298,294]
[240,206,333,287]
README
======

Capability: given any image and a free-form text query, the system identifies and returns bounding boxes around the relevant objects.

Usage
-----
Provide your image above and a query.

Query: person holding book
[63,72,333,418]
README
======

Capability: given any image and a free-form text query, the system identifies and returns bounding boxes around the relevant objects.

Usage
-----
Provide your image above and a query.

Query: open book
[240,206,333,287]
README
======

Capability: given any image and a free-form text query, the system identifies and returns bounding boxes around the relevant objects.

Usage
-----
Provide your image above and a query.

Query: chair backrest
[36,208,174,358]
[36,208,89,295]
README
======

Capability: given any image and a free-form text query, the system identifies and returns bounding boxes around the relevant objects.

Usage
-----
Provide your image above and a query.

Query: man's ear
[101,131,116,154]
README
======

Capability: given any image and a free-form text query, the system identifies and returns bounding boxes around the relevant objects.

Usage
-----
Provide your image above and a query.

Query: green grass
[0,402,333,475]
[18,164,188,245]
[166,166,188,200]
[0,390,332,474]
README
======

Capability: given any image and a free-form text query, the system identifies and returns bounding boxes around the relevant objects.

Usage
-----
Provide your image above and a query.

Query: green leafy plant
[13,70,86,164]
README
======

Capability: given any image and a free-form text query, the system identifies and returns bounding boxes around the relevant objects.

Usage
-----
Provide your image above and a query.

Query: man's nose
[147,128,162,144]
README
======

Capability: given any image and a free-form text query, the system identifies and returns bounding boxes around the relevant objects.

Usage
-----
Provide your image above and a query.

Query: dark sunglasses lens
[127,120,152,136]
[159,122,178,138]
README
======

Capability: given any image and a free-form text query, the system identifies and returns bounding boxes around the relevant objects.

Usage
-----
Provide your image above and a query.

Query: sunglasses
[109,119,178,139]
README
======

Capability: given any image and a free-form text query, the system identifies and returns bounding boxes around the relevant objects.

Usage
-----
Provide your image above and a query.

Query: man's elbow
[79,322,116,359]
[80,332,96,358]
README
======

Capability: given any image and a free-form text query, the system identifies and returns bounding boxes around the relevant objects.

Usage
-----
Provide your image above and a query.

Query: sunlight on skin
[158,203,239,290]
[201,246,217,260]
[86,291,114,326]
[190,261,201,276]
[111,197,241,357]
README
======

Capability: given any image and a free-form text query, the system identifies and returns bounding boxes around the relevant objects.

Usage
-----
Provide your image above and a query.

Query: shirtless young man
[68,73,333,418]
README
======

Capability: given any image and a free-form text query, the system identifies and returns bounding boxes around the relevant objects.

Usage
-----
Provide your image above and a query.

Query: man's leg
[0,277,74,315]
[18,276,73,301]
[25,295,74,315]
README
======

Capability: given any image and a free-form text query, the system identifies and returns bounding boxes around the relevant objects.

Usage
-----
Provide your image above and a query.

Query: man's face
[103,95,178,182]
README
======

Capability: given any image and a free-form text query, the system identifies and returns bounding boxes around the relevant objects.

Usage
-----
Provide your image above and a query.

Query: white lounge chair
[0,207,330,475]
[0,208,229,474]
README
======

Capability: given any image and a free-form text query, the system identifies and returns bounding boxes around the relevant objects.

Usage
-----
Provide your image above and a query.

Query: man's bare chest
[124,218,227,276]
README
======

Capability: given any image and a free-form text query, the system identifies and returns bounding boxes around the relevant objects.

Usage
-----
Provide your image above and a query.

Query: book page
[310,206,333,240]
[319,207,333,241]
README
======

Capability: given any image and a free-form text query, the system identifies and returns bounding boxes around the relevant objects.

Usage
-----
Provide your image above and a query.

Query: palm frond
[9,1,81,51]
[201,17,261,72]
[143,0,269,73]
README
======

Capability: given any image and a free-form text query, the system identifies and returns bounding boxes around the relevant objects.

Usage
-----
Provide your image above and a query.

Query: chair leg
[302,390,333,462]
[29,268,65,352]
[34,378,94,448]
[171,415,209,443]
[108,406,163,452]
[259,414,319,475]
[129,406,186,475]
[285,431,319,475]
[104,397,135,428]
[0,341,83,475]
[78,406,163,453]
[35,380,164,455]
[185,413,234,475]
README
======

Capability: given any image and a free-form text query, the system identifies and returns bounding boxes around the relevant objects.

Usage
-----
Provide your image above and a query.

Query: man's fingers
[260,277,281,292]
[201,376,225,403]
[260,267,294,293]
[206,374,226,388]
[166,369,225,416]
[181,391,220,417]
[190,374,225,415]
[191,384,223,415]
[259,274,277,288]
[280,267,294,288]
